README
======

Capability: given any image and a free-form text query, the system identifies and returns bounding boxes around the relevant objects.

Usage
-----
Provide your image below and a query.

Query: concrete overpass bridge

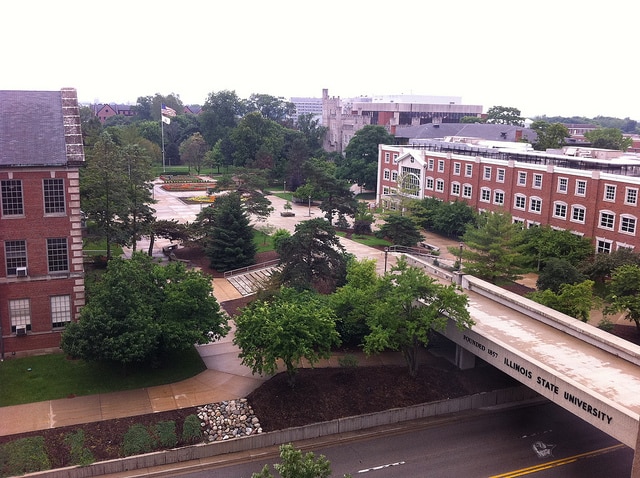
[432,270,640,475]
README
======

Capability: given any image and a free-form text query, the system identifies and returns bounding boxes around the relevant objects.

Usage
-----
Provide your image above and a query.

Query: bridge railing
[223,259,280,278]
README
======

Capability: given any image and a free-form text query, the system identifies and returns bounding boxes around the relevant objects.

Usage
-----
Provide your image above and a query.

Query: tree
[605,264,640,333]
[518,225,594,270]
[341,125,394,191]
[457,211,524,284]
[61,253,228,369]
[329,258,377,346]
[580,248,640,283]
[81,131,129,260]
[375,213,422,246]
[246,93,296,126]
[147,219,189,256]
[233,288,340,387]
[198,90,246,147]
[363,257,473,377]
[429,200,477,238]
[530,121,569,151]
[230,112,286,168]
[296,113,327,155]
[460,116,484,123]
[528,280,598,322]
[275,218,349,293]
[179,132,208,173]
[252,443,339,478]
[536,258,586,293]
[584,127,633,151]
[205,192,257,272]
[485,106,524,126]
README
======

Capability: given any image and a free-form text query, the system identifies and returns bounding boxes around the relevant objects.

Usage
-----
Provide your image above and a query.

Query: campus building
[377,139,640,253]
[0,88,86,357]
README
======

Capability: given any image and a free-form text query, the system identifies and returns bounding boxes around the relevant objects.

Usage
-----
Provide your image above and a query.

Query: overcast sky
[3,0,638,120]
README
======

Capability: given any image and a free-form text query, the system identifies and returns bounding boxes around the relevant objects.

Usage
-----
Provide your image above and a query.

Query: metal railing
[223,259,280,278]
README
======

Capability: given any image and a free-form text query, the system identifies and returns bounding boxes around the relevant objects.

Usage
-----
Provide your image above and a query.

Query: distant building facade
[322,88,484,154]
[377,139,640,253]
[0,88,86,357]
[290,96,323,124]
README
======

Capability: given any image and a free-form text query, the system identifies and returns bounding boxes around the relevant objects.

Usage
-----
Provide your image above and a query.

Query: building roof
[395,123,538,143]
[0,90,69,167]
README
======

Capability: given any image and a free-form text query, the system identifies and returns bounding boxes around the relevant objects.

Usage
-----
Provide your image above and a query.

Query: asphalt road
[168,401,633,478]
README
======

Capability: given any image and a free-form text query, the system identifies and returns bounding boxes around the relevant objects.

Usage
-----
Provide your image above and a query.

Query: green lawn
[0,347,206,407]
[337,231,392,248]
[253,228,276,253]
[83,238,123,257]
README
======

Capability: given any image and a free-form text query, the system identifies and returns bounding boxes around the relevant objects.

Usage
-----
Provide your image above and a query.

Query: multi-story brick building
[377,140,640,253]
[0,88,85,357]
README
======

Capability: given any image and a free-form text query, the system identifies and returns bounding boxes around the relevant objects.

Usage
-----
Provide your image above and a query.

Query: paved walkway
[0,181,434,437]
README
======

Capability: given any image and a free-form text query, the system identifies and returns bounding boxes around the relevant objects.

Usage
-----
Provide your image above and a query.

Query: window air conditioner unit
[16,326,26,336]
[16,267,28,277]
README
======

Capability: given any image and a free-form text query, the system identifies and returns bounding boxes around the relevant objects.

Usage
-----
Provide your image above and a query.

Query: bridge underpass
[434,272,640,476]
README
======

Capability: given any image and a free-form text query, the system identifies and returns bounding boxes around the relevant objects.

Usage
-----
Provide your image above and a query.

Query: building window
[384,152,390,163]
[480,188,491,202]
[465,164,473,177]
[483,166,491,180]
[426,177,434,190]
[10,299,31,333]
[625,188,638,205]
[604,184,616,202]
[44,178,66,214]
[620,215,637,235]
[514,195,526,210]
[496,168,505,183]
[575,180,587,196]
[382,186,390,195]
[435,179,445,192]
[391,171,398,181]
[533,174,543,189]
[571,206,586,223]
[558,177,568,193]
[597,240,612,254]
[453,163,461,175]
[1,180,24,216]
[553,202,567,219]
[529,197,542,213]
[47,238,69,272]
[517,172,527,186]
[451,182,460,196]
[437,160,445,173]
[462,184,472,198]
[5,240,27,275]
[599,211,615,230]
[427,159,434,171]
[51,295,72,329]
[384,169,390,180]
[493,191,504,205]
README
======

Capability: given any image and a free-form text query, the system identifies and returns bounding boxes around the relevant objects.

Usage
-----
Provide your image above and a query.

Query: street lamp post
[458,242,464,271]
[384,247,389,273]
[308,195,311,217]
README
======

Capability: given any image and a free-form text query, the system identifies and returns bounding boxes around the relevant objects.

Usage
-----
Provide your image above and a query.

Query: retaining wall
[25,386,537,478]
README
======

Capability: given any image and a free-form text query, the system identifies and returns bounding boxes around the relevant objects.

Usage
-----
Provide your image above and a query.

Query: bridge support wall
[455,344,476,370]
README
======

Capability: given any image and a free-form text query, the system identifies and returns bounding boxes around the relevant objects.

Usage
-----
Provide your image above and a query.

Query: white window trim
[557,177,568,193]
[625,187,638,206]
[553,201,568,219]
[570,205,586,224]
[619,214,637,235]
[603,184,617,202]
[598,210,616,230]
[514,194,526,210]
[529,196,542,214]
[575,180,587,197]
[480,187,491,203]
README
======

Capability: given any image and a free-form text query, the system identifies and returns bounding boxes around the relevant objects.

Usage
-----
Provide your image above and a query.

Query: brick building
[377,140,640,253]
[0,88,85,357]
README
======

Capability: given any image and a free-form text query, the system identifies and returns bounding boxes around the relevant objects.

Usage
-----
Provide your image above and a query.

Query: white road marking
[358,461,406,473]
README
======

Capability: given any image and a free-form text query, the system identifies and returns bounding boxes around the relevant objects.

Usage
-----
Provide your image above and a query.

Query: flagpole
[161,111,166,173]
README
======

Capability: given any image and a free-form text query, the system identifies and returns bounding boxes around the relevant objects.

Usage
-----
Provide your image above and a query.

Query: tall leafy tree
[296,113,327,155]
[179,132,209,173]
[61,253,228,368]
[81,131,129,260]
[246,93,296,126]
[206,192,257,272]
[341,125,394,191]
[580,248,640,283]
[275,218,349,293]
[303,159,358,224]
[230,112,286,168]
[528,280,598,322]
[363,257,473,377]
[530,121,569,151]
[457,211,524,284]
[584,127,633,151]
[375,213,422,246]
[430,200,477,238]
[536,258,586,293]
[518,225,594,270]
[233,288,340,387]
[485,106,524,126]
[198,90,246,147]
[605,264,640,333]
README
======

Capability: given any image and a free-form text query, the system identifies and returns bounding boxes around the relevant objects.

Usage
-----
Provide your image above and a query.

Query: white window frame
[462,184,472,199]
[517,171,527,186]
[597,239,612,254]
[10,298,31,334]
[425,177,434,190]
[514,194,526,210]
[620,215,637,235]
[437,160,445,173]
[575,180,587,196]
[480,187,491,203]
[558,177,568,193]
[625,187,638,206]
[599,210,615,230]
[483,166,491,180]
[451,182,461,196]
[533,174,543,189]
[529,197,542,214]
[493,190,505,205]
[453,163,461,175]
[427,158,434,171]
[384,152,390,164]
[465,164,473,177]
[51,295,72,329]
[496,168,505,183]
[571,205,586,224]
[384,169,390,180]
[553,202,567,219]
[604,184,616,202]
[435,179,445,192]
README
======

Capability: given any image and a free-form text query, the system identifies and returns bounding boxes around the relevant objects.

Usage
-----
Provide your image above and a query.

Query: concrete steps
[226,267,279,296]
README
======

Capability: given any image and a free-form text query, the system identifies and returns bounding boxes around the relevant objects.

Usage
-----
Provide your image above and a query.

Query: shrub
[338,354,358,368]
[181,414,203,444]
[64,429,94,466]
[0,436,50,476]
[154,421,178,449]
[598,317,615,332]
[123,424,153,456]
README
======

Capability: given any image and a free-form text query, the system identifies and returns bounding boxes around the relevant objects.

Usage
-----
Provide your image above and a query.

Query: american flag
[161,103,177,117]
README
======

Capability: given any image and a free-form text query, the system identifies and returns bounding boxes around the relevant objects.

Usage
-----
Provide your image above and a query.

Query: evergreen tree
[206,193,257,272]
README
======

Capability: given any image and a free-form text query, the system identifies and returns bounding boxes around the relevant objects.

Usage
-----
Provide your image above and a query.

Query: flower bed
[161,183,210,192]
[159,175,214,184]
